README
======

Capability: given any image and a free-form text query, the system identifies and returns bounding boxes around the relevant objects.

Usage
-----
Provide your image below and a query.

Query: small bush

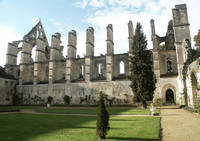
[96,92,110,139]
[47,96,53,104]
[63,95,71,105]
[12,93,23,106]
[153,98,163,106]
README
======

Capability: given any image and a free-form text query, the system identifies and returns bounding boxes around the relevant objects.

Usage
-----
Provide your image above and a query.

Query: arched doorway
[166,89,174,103]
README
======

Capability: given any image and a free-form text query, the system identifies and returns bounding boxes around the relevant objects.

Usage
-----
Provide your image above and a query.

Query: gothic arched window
[167,58,173,73]
[98,63,103,77]
[80,65,84,78]
[120,61,125,74]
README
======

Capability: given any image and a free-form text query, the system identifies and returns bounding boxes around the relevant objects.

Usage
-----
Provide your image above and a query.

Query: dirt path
[161,108,200,141]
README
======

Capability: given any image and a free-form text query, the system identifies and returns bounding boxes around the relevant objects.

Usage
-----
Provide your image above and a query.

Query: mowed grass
[0,106,160,115]
[0,113,160,141]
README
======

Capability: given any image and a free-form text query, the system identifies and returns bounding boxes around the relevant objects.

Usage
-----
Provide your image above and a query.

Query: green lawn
[0,106,160,115]
[0,113,160,141]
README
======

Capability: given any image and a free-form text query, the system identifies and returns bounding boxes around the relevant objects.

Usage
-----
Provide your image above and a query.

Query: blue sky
[0,0,199,66]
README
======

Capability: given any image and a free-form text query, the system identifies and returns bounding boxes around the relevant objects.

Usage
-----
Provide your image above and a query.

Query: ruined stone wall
[53,60,66,82]
[0,78,17,105]
[113,54,129,79]
[92,56,106,80]
[158,51,178,75]
[185,59,200,108]
[17,80,133,105]
[71,58,85,81]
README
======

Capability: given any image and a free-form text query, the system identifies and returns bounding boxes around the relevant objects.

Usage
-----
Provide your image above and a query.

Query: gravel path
[161,108,200,141]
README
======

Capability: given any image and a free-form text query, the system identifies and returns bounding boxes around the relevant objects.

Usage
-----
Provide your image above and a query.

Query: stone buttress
[85,27,94,82]
[66,30,77,82]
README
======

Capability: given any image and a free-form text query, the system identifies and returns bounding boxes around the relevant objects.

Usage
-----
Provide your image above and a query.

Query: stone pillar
[150,19,156,35]
[128,21,134,52]
[67,30,77,59]
[152,51,160,79]
[106,24,114,55]
[5,42,19,78]
[128,21,134,75]
[85,27,94,82]
[20,40,33,84]
[49,32,61,84]
[85,57,92,82]
[66,30,77,82]
[150,19,160,79]
[86,27,94,57]
[6,43,18,66]
[34,38,48,84]
[150,19,160,50]
[106,24,114,81]
[173,4,191,73]
[172,4,191,104]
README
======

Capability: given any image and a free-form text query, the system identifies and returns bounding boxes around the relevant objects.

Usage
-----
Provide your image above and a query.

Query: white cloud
[74,0,200,56]
[89,0,105,8]
[74,0,89,8]
[0,25,22,66]
[75,0,105,8]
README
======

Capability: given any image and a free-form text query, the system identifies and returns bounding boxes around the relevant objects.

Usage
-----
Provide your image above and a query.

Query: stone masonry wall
[17,80,133,105]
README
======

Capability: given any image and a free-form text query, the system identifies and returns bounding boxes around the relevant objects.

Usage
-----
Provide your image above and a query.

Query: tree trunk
[142,101,147,109]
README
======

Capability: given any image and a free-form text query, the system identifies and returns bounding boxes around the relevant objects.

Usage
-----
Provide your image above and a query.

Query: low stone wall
[0,78,17,105]
[16,80,133,106]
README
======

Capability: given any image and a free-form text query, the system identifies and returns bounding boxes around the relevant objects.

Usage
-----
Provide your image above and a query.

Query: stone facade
[1,4,200,107]
[152,4,200,107]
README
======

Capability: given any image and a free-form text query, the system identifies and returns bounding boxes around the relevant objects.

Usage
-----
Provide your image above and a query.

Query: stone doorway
[166,89,174,104]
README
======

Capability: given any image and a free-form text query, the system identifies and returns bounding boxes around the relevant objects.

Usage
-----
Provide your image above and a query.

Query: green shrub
[153,98,163,106]
[96,92,110,139]
[47,96,53,104]
[197,108,200,114]
[12,93,23,106]
[63,95,71,105]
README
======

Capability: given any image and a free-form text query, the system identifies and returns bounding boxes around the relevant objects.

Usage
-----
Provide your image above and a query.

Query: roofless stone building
[1,4,200,108]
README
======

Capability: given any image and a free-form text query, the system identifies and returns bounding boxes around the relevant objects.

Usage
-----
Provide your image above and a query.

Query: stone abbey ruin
[0,4,200,108]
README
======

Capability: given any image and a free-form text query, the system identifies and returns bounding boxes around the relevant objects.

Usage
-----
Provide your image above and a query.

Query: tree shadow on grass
[107,137,160,141]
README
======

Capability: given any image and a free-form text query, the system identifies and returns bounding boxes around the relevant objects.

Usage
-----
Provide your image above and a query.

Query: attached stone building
[0,67,17,105]
[1,4,200,107]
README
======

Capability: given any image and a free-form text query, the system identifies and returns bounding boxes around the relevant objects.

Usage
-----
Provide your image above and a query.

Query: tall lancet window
[80,65,84,78]
[98,63,103,77]
[167,58,173,73]
[120,61,125,74]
